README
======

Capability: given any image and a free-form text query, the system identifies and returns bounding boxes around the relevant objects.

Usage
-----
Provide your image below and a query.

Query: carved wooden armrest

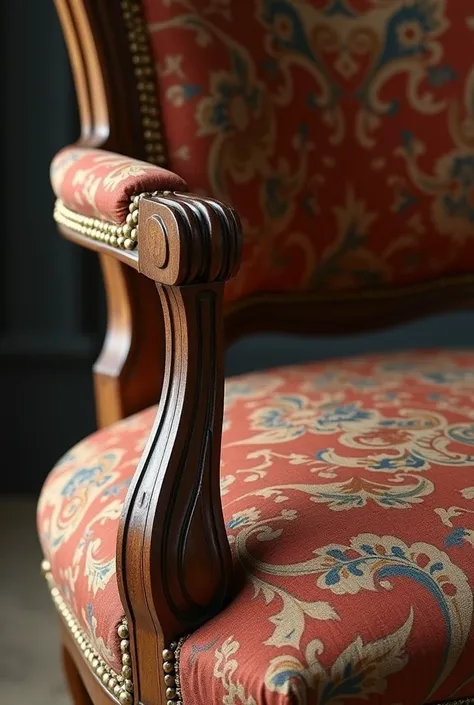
[51,146,243,705]
[118,192,241,705]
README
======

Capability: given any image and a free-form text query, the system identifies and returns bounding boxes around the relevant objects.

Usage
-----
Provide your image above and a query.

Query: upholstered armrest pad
[51,147,187,223]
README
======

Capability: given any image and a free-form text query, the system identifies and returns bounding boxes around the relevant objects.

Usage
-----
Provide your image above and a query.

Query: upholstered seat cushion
[38,350,474,704]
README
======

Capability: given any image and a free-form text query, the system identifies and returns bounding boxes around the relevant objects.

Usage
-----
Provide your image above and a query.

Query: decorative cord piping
[120,0,167,166]
[162,637,187,705]
[42,560,134,704]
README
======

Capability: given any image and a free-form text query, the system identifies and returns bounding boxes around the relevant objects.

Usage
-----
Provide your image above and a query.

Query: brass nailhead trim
[53,194,144,251]
[44,557,472,705]
[162,638,185,705]
[41,560,134,704]
[120,0,166,166]
[53,190,173,251]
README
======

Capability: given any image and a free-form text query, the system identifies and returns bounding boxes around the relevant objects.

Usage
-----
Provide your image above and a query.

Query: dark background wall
[2,0,474,495]
[0,1,102,493]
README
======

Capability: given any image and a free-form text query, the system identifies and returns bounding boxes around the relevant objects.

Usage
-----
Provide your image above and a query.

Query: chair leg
[61,640,93,705]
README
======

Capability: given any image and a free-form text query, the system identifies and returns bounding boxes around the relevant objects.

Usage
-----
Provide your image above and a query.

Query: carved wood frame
[55,187,242,705]
[54,0,171,428]
[115,192,241,705]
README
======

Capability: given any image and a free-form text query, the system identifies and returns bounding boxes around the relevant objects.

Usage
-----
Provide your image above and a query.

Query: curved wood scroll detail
[117,194,242,705]
[93,258,164,428]
[137,192,242,285]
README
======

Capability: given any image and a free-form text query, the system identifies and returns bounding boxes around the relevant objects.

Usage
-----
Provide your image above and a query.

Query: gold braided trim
[120,0,166,166]
[41,560,133,704]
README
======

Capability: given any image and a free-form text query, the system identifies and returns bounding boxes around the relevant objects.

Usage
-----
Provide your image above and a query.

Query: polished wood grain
[54,0,161,426]
[224,275,474,343]
[54,190,243,705]
[61,624,113,705]
[94,255,164,427]
[116,193,240,705]
[51,136,243,705]
[62,639,93,705]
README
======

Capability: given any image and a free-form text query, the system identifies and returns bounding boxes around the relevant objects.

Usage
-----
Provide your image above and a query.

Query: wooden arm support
[110,193,241,705]
[56,188,241,703]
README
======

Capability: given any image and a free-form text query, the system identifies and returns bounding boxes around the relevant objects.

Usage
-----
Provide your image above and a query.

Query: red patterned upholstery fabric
[51,147,187,223]
[141,1,474,301]
[38,350,474,703]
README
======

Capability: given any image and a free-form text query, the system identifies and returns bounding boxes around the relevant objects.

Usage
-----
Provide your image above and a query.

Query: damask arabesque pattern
[51,147,186,223]
[38,350,474,703]
[142,0,474,301]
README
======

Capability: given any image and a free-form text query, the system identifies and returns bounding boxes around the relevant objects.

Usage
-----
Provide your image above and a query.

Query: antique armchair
[37,1,474,704]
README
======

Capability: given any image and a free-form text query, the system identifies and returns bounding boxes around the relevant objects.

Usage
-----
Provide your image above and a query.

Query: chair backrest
[55,0,474,419]
[145,0,474,311]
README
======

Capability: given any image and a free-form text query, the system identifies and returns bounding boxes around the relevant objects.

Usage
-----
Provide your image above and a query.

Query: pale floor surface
[0,497,71,705]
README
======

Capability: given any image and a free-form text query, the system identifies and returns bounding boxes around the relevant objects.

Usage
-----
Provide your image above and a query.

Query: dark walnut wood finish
[56,189,242,705]
[54,0,165,427]
[50,1,474,705]
[62,622,113,705]
[117,194,241,705]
